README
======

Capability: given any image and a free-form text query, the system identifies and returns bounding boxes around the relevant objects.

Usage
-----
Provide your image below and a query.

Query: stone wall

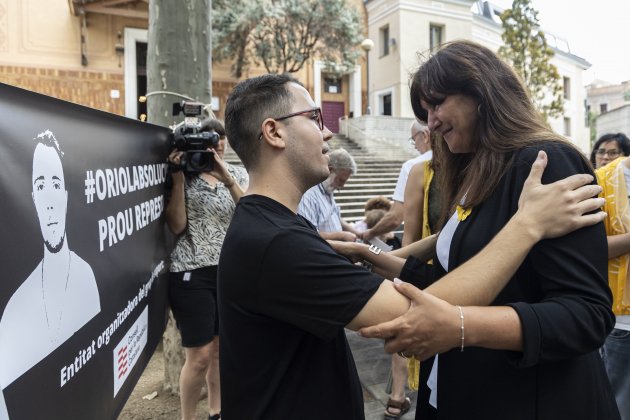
[0,65,125,115]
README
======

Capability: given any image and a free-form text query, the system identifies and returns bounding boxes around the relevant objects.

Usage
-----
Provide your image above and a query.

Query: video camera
[170,101,220,173]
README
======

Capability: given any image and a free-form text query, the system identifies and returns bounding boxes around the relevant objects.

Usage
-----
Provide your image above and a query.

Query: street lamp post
[360,38,374,115]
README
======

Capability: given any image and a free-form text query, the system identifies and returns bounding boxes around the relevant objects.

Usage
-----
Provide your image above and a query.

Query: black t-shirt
[218,195,383,420]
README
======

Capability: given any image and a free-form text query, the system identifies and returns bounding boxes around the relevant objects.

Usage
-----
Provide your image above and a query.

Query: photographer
[166,118,248,420]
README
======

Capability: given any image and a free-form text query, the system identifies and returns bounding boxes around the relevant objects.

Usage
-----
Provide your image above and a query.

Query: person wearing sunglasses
[217,73,606,419]
[590,132,630,169]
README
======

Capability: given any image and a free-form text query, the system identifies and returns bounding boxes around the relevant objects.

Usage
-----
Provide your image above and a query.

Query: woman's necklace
[41,251,71,341]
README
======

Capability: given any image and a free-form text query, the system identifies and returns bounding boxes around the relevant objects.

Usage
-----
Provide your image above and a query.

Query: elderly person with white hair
[298,147,358,241]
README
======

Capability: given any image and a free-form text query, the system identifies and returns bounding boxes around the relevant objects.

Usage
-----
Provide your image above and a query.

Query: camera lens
[188,151,214,172]
[209,131,221,148]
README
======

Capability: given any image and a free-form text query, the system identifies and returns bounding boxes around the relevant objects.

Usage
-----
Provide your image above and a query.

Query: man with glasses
[218,73,606,419]
[359,120,431,244]
[298,147,359,241]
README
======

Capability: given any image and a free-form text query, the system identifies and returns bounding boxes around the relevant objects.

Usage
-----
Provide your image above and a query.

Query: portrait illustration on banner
[0,130,101,410]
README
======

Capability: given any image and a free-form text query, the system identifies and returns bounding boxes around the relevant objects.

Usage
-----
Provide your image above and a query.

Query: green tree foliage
[499,0,564,120]
[213,0,363,77]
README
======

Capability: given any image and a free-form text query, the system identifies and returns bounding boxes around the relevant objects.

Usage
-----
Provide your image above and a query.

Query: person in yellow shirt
[596,151,630,419]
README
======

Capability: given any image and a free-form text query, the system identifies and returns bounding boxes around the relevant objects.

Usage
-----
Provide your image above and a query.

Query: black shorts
[168,265,219,348]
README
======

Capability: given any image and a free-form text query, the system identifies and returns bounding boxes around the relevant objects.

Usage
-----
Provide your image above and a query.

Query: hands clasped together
[360,279,462,360]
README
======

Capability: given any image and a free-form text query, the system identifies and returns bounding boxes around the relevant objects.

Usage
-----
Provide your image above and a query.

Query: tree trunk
[147,0,212,127]
[147,0,212,394]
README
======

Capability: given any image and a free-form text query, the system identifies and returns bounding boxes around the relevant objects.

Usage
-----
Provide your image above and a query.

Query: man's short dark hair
[225,74,300,170]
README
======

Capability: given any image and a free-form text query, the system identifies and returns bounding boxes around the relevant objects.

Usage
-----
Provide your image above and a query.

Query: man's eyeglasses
[595,148,621,158]
[408,131,423,146]
[259,107,324,140]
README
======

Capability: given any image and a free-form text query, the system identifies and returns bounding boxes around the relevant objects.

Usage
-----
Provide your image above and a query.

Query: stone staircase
[225,134,413,222]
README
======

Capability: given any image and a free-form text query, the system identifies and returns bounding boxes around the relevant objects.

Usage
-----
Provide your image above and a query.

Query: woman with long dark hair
[363,40,619,419]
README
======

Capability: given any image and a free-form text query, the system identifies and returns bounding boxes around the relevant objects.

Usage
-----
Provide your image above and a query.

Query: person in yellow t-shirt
[596,152,630,420]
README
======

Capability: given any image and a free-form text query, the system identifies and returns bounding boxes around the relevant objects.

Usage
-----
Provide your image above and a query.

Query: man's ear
[260,118,286,149]
[423,130,432,146]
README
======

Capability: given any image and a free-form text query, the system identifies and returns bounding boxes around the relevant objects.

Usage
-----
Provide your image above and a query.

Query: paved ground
[346,330,417,420]
[119,331,417,419]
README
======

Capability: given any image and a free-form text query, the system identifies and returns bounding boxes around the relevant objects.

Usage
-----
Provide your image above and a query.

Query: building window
[380,93,392,116]
[563,76,571,100]
[324,77,342,94]
[600,103,608,113]
[380,25,390,57]
[563,117,571,136]
[429,24,443,50]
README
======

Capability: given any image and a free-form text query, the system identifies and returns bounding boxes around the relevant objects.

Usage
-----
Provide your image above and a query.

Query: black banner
[0,83,171,419]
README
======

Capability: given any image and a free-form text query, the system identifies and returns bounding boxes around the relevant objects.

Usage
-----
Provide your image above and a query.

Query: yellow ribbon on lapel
[456,205,472,221]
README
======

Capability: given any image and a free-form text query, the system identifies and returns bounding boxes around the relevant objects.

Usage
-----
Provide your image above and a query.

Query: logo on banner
[113,306,148,396]
[117,346,129,379]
